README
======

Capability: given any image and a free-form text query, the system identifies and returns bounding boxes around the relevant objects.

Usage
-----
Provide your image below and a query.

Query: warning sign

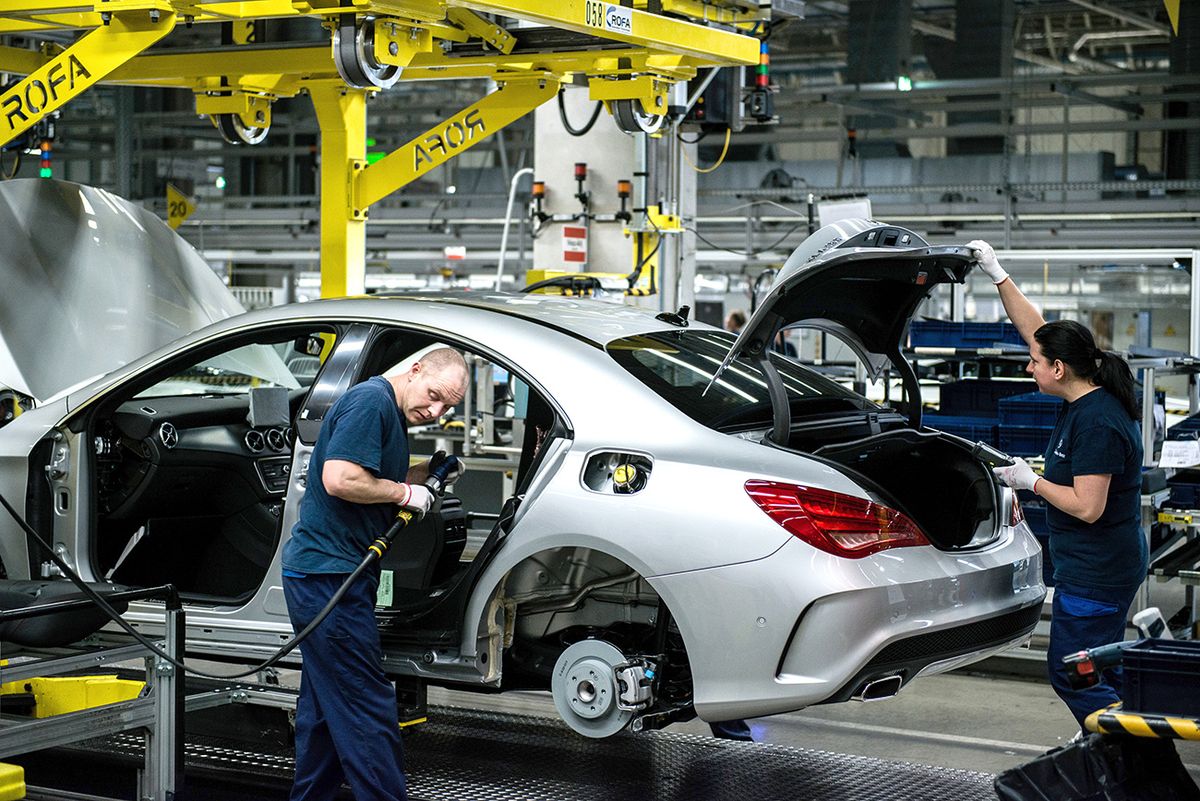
[563,225,588,265]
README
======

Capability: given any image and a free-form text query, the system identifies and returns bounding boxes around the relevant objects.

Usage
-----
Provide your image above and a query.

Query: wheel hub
[551,640,636,738]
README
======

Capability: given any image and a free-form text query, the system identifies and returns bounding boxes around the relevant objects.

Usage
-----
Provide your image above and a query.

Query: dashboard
[96,393,298,519]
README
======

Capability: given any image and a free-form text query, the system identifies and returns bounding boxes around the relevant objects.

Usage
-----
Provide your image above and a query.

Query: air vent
[158,422,178,450]
[244,430,265,453]
[266,428,287,451]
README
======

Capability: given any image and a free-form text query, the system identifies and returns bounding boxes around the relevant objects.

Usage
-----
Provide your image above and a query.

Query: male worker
[281,347,469,801]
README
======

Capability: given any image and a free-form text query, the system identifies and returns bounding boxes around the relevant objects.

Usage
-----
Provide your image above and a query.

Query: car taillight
[744,480,930,559]
[1010,493,1025,527]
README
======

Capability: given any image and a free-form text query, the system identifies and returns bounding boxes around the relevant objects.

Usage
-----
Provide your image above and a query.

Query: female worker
[971,240,1147,730]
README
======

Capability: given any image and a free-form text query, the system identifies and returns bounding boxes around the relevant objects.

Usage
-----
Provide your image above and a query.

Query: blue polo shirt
[1042,387,1146,589]
[283,376,410,574]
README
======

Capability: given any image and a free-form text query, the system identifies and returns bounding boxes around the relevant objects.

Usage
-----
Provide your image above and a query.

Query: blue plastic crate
[909,320,1026,349]
[1121,639,1200,717]
[998,392,1064,427]
[998,425,1054,457]
[1167,412,1200,442]
[1167,477,1200,510]
[922,412,998,444]
[938,379,1037,417]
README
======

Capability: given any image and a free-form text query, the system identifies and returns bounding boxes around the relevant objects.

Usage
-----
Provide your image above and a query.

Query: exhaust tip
[852,674,903,702]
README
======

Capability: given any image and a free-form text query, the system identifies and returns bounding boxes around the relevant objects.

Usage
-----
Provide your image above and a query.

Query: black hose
[0,453,457,681]
[558,89,604,137]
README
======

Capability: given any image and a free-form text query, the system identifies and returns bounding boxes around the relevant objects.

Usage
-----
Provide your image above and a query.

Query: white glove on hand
[992,457,1039,493]
[967,239,1008,285]
[445,460,467,487]
[399,483,434,515]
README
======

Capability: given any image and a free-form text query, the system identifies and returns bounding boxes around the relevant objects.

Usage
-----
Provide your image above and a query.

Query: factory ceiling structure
[0,0,1195,294]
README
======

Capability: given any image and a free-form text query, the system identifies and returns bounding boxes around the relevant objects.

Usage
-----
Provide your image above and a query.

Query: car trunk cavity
[607,331,1000,553]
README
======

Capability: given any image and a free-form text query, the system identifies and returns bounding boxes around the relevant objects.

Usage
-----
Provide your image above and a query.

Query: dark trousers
[1047,581,1139,730]
[284,572,407,801]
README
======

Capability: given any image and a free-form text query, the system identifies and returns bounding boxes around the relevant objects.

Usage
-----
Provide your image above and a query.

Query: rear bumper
[817,601,1041,705]
[650,523,1044,721]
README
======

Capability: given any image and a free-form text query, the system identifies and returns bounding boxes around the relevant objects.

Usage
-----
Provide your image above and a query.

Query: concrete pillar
[925,0,1015,156]
[846,0,913,158]
[1167,1,1200,180]
[114,88,134,200]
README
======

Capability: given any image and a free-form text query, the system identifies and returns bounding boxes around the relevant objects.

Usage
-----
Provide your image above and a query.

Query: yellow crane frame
[0,1,763,295]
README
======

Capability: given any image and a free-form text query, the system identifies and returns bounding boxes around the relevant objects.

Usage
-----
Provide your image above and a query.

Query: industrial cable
[687,220,806,257]
[626,213,661,289]
[0,456,456,681]
[557,89,604,137]
[680,128,731,174]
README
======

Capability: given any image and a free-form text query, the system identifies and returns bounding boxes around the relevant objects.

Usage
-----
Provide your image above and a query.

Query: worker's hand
[993,457,1040,493]
[444,459,467,487]
[399,483,434,516]
[967,239,1009,285]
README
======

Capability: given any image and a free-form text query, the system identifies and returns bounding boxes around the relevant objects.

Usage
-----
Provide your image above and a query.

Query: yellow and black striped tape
[1086,704,1200,740]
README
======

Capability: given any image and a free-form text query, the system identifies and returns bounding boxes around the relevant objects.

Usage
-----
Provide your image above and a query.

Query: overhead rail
[0,0,770,295]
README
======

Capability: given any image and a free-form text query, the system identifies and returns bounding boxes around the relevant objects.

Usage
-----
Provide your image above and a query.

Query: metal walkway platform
[21,704,1000,801]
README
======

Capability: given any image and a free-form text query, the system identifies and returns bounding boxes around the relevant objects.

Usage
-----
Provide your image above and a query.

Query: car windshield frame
[606,329,877,430]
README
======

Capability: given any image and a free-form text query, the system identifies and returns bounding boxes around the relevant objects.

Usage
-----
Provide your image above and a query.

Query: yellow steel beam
[310,83,368,298]
[0,10,174,146]
[444,7,514,54]
[356,76,555,208]
[103,44,333,85]
[89,43,703,88]
[452,0,760,65]
[0,44,47,76]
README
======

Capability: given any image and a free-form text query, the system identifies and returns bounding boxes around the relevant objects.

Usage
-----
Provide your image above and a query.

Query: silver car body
[0,182,1044,735]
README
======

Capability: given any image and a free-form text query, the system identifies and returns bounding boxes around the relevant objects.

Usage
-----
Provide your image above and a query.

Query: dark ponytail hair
[1033,320,1138,420]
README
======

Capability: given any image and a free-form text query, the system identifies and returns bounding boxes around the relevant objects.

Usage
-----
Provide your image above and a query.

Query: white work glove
[967,239,1009,285]
[444,460,467,487]
[399,483,434,515]
[993,457,1040,493]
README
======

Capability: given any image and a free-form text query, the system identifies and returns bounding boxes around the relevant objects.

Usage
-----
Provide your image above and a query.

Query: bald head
[392,347,469,425]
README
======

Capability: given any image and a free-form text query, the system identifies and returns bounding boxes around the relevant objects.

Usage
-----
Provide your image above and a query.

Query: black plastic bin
[1120,638,1200,717]
[995,733,1200,801]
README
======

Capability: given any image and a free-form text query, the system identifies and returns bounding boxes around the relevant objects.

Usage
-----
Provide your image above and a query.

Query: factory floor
[433,665,1200,780]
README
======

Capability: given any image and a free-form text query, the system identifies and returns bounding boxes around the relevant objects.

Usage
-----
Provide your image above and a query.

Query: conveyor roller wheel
[612,98,665,135]
[333,14,402,90]
[214,113,268,145]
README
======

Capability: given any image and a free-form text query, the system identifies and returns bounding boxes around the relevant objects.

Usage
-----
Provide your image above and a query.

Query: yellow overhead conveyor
[0,0,772,296]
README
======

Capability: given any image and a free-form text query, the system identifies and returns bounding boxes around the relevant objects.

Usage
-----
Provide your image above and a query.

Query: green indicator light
[39,167,53,178]
[366,137,377,147]
[896,75,913,92]
[367,152,385,165]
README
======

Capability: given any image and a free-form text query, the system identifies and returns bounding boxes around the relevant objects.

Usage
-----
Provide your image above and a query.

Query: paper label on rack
[1159,440,1200,468]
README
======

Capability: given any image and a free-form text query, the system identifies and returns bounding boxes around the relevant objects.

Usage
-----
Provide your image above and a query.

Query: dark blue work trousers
[284,572,408,801]
[1047,581,1139,730]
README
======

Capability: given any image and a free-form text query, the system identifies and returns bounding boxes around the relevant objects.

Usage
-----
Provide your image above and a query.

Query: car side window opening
[86,325,338,603]
[345,327,564,617]
[607,330,875,433]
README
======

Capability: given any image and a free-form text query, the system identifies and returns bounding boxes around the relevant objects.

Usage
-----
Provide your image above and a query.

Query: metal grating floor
[56,704,1000,801]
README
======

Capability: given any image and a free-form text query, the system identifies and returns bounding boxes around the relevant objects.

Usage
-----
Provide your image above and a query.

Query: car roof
[352,291,691,344]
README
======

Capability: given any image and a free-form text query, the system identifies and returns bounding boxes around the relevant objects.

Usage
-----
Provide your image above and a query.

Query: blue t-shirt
[282,376,410,574]
[1042,386,1146,589]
